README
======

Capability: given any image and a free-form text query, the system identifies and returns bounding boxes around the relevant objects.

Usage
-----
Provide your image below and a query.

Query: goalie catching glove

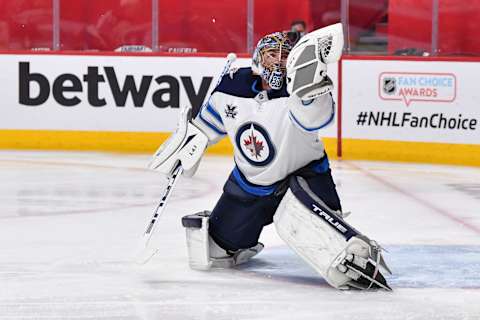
[149,105,209,177]
[286,23,343,101]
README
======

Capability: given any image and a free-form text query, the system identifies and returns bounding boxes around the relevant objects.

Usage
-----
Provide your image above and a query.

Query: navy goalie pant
[208,157,342,252]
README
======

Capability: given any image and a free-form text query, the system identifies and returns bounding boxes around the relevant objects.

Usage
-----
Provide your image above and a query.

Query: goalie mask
[252,32,293,90]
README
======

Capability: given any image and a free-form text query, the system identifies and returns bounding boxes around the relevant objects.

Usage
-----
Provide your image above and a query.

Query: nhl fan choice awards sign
[379,72,456,106]
[342,59,480,145]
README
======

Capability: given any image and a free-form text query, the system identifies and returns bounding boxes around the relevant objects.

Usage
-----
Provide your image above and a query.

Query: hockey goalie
[149,23,392,291]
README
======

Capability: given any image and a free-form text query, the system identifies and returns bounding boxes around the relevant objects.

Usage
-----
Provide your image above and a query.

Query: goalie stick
[135,53,237,265]
[136,163,183,264]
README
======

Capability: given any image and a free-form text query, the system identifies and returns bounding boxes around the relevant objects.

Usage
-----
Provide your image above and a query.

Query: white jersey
[193,67,334,188]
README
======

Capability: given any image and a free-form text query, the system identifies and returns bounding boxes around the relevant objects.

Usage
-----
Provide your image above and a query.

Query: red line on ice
[345,162,480,236]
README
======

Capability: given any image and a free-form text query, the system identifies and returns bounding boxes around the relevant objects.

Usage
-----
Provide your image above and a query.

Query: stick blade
[134,234,158,265]
[135,245,159,265]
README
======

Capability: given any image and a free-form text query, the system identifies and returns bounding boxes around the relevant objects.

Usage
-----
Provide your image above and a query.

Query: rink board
[340,138,480,166]
[0,52,479,166]
[0,128,339,158]
[339,56,480,166]
[0,51,338,155]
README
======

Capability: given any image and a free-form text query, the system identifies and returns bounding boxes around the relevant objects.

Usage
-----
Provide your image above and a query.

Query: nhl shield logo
[235,122,275,166]
[383,77,397,95]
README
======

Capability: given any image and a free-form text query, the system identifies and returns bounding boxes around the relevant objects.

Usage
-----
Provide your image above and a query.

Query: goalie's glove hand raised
[286,23,343,101]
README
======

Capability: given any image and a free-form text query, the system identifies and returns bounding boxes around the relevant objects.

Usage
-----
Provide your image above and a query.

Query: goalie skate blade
[369,249,393,275]
[345,263,392,291]
[378,254,393,275]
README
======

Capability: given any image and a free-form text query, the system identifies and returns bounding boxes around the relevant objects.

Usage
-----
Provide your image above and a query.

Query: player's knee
[208,179,279,251]
[209,206,264,251]
[302,170,342,212]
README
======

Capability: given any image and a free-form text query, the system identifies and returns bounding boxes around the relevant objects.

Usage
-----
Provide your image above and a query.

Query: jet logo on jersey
[244,131,264,158]
[235,122,275,167]
[225,104,238,119]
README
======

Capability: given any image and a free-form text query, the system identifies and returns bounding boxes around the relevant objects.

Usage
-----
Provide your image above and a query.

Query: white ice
[0,151,479,320]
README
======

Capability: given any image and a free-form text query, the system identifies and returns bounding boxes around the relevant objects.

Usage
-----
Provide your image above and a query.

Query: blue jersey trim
[288,108,335,132]
[232,167,277,196]
[198,112,226,135]
[251,79,261,94]
[312,156,330,173]
[302,99,314,106]
[205,103,224,125]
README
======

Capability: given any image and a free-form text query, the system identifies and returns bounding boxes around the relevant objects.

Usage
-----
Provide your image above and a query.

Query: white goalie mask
[286,23,344,100]
[252,32,294,90]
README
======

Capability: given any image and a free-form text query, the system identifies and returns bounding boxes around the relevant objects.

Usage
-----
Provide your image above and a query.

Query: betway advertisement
[342,59,480,144]
[0,54,337,137]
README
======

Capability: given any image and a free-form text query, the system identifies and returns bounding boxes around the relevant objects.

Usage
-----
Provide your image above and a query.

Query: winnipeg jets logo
[225,104,237,119]
[235,123,275,166]
[243,130,264,159]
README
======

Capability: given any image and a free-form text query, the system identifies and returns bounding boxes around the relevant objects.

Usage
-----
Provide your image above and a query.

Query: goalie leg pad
[182,211,212,270]
[273,176,392,290]
[295,160,342,213]
[182,211,264,270]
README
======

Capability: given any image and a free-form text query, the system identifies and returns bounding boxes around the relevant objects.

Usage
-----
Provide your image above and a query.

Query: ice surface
[0,151,479,319]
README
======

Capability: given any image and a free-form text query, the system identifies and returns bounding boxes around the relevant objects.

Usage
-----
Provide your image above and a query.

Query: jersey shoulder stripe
[198,103,226,135]
[205,102,224,125]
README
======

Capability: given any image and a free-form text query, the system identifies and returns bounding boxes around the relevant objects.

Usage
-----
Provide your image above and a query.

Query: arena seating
[0,0,478,55]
